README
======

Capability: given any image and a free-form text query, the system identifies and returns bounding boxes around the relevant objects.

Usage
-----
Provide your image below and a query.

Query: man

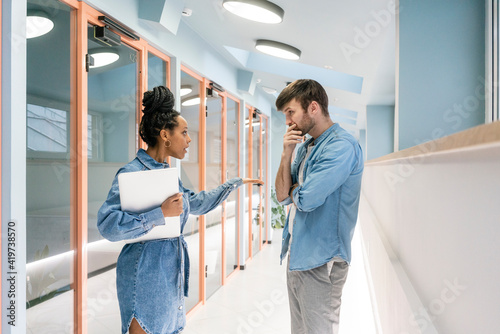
[275,79,364,334]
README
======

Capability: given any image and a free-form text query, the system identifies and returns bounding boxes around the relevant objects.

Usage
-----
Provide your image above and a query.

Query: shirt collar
[306,123,339,146]
[136,148,170,169]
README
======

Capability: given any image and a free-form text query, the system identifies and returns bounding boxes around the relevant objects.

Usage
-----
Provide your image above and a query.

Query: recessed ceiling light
[26,11,54,39]
[180,85,193,97]
[89,49,120,68]
[255,39,301,60]
[222,0,284,24]
[262,86,277,94]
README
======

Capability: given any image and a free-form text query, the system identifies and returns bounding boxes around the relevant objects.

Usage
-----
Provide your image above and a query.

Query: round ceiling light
[181,96,201,107]
[222,0,284,24]
[89,49,120,68]
[180,85,193,97]
[26,11,54,39]
[255,39,301,60]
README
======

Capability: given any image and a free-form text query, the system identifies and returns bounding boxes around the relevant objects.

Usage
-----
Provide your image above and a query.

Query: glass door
[261,116,268,244]
[26,1,75,331]
[205,87,223,298]
[251,112,262,257]
[244,106,251,260]
[225,97,239,277]
[147,51,168,89]
[180,69,202,310]
[86,23,140,332]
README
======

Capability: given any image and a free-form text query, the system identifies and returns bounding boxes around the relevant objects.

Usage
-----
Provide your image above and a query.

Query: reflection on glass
[244,107,251,260]
[205,92,223,298]
[26,1,74,330]
[261,117,268,243]
[87,26,139,332]
[225,98,239,277]
[180,71,201,310]
[252,114,262,257]
[148,52,167,89]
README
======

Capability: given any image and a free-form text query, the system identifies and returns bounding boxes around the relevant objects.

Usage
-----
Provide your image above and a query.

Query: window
[27,104,68,154]
[27,103,101,160]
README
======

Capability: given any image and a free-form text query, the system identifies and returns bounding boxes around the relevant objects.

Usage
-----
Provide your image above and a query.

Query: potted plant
[271,188,286,229]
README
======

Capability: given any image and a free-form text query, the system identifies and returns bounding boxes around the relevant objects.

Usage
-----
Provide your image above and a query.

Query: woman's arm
[97,177,166,242]
[185,178,263,216]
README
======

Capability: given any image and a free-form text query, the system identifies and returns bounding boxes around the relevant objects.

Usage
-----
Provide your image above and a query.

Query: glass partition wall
[26,1,75,330]
[251,112,262,257]
[205,87,223,298]
[262,116,269,243]
[225,97,240,278]
[244,106,251,260]
[25,1,266,331]
[86,24,141,332]
[180,69,203,310]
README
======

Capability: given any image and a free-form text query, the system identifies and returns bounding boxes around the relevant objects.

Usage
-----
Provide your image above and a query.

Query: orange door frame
[258,114,263,250]
[58,0,170,332]
[180,65,206,314]
[246,105,254,260]
[225,94,241,281]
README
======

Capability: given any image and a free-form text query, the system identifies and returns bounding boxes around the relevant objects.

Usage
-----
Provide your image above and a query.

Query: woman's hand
[161,193,183,217]
[242,178,264,186]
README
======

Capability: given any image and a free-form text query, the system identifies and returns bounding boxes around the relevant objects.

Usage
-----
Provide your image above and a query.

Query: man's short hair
[276,79,329,116]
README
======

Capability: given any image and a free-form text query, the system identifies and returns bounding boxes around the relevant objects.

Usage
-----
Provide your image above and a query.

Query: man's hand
[289,183,299,201]
[283,124,303,156]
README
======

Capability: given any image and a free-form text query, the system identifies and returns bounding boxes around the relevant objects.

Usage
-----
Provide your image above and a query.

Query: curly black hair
[139,86,181,147]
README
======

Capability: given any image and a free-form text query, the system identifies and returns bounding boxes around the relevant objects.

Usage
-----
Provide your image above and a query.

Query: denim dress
[97,149,243,334]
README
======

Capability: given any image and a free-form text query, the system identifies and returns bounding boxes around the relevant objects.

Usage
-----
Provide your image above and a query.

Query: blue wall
[359,129,367,162]
[398,0,485,150]
[366,105,394,160]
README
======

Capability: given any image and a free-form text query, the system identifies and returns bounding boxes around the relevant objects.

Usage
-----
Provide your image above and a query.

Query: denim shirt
[97,149,243,334]
[280,123,364,271]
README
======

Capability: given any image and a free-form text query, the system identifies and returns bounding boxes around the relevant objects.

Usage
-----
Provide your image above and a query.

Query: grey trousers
[287,259,349,334]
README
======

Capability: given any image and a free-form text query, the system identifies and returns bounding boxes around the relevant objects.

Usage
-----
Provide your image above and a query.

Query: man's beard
[296,112,314,135]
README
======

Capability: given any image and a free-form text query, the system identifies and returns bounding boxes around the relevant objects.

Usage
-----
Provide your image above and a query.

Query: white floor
[183,227,377,334]
[26,225,376,334]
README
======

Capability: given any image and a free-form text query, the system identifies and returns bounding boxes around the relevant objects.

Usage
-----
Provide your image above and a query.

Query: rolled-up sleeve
[292,139,357,212]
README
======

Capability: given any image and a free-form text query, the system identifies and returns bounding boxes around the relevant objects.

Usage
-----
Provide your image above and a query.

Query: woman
[97,86,263,334]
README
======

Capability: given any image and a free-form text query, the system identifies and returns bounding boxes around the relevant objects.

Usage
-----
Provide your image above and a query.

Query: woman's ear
[160,129,169,141]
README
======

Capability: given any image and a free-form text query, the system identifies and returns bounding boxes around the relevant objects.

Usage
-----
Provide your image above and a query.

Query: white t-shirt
[288,143,314,249]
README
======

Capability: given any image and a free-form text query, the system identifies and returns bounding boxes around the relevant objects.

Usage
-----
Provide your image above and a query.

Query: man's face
[282,98,314,135]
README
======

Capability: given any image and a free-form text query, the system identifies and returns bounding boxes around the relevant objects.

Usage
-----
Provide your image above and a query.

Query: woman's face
[164,116,191,160]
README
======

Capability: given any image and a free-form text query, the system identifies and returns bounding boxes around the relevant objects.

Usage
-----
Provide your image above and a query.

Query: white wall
[359,140,500,333]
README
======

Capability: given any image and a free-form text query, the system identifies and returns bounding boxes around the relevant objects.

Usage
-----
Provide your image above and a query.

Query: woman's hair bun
[142,86,175,114]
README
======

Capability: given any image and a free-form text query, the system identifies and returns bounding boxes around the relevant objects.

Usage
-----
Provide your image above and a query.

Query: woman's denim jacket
[97,149,243,296]
[280,123,364,271]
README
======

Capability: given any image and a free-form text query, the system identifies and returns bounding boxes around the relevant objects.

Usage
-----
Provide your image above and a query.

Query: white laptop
[118,167,181,243]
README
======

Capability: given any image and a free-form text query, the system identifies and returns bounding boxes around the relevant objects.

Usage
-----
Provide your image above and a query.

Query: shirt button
[179,306,183,310]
